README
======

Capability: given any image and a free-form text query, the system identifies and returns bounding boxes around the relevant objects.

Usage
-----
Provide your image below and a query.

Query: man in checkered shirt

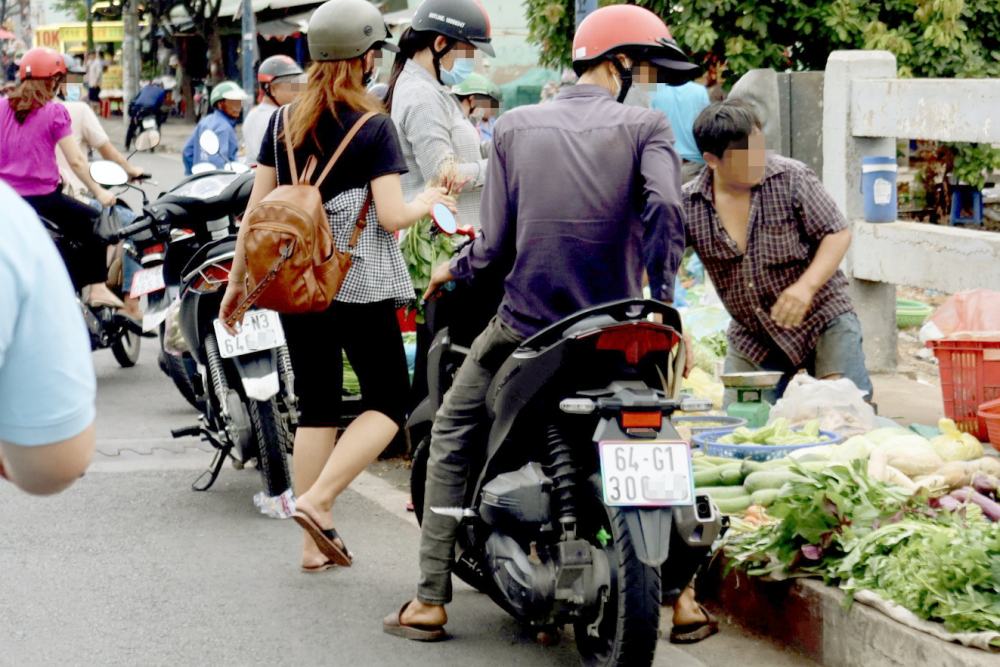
[683,99,872,403]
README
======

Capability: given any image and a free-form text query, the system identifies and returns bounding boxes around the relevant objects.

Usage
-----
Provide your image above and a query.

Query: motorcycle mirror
[431,203,458,235]
[199,129,220,156]
[224,161,251,174]
[90,160,129,187]
[191,162,217,175]
[135,129,161,152]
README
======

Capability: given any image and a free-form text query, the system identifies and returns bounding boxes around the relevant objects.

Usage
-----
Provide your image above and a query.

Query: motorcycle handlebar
[114,217,156,241]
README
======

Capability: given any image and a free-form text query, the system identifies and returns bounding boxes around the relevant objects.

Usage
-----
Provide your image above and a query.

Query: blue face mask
[65,83,82,102]
[439,57,475,87]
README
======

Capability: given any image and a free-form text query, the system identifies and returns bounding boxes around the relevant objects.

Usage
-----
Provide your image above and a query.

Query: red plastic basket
[978,398,1000,452]
[928,339,1000,440]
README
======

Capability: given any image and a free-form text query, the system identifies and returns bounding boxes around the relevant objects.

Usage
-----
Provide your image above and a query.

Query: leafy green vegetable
[834,515,1000,636]
[725,461,1000,639]
[399,220,455,321]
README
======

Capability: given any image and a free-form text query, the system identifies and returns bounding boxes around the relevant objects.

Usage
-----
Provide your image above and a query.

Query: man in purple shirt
[386,5,700,642]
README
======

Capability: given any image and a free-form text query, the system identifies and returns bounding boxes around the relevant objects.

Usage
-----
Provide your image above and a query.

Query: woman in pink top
[0,47,121,307]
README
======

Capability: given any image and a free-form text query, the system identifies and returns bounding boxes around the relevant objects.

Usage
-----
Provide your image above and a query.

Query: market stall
[675,289,1000,652]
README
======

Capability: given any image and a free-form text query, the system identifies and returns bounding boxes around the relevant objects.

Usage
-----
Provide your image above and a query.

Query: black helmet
[410,0,494,57]
[257,55,303,84]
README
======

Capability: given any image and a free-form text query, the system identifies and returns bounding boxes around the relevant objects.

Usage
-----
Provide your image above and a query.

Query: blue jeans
[723,312,873,406]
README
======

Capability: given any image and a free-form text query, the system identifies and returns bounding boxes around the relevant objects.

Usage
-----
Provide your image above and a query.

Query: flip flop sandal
[383,601,448,642]
[301,559,337,574]
[292,510,353,567]
[669,605,719,645]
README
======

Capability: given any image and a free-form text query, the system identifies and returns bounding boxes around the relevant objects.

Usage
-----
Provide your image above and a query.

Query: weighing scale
[721,371,783,428]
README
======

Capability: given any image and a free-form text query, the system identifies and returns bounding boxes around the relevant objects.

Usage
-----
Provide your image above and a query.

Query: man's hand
[423,262,454,302]
[770,280,816,329]
[126,164,145,180]
[683,332,695,378]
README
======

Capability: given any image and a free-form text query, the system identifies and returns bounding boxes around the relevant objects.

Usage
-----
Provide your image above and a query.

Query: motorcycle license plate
[142,116,157,130]
[130,266,165,297]
[599,441,695,507]
[213,310,285,359]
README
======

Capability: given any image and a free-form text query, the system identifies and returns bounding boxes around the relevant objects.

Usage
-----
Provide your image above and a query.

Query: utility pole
[122,0,140,107]
[240,0,256,109]
[575,0,596,28]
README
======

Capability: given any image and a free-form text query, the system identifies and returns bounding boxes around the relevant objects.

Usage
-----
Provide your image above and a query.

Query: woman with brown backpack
[219,0,454,572]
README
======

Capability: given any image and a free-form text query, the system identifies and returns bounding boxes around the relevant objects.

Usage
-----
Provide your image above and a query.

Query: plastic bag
[919,289,1000,343]
[770,375,876,436]
[163,300,189,355]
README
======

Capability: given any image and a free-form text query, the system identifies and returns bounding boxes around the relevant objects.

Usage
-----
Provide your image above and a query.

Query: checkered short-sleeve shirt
[683,154,855,366]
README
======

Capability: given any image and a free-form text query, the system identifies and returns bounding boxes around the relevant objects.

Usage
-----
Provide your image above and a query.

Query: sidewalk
[99,113,193,154]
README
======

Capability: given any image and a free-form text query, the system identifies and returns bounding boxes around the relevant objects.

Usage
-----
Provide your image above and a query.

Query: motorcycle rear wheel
[159,330,201,410]
[248,398,292,498]
[111,328,142,367]
[574,477,661,667]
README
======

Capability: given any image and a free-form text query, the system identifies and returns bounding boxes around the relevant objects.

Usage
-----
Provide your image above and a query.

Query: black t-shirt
[257,106,408,202]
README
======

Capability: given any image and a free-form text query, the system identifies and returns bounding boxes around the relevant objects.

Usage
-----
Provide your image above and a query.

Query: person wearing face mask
[242,55,304,164]
[384,0,493,229]
[383,5,710,642]
[452,72,501,145]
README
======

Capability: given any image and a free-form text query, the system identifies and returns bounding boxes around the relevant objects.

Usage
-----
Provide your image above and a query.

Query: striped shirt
[390,60,486,227]
[683,154,855,366]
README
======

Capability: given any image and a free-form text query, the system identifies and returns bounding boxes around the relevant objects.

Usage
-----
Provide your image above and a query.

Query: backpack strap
[312,111,378,189]
[279,106,302,185]
[224,242,294,329]
[348,191,372,251]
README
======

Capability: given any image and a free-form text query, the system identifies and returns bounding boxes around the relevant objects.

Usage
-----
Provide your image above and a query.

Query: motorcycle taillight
[143,243,166,256]
[591,321,678,365]
[191,261,231,293]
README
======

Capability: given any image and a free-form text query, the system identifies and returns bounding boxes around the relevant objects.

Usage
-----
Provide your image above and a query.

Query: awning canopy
[257,10,311,40]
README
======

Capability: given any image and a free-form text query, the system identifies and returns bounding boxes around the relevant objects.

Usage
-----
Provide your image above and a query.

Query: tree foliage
[525,0,1000,80]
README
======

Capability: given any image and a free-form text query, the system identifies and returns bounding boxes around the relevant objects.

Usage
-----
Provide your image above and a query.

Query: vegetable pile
[722,461,1000,644]
[719,418,829,446]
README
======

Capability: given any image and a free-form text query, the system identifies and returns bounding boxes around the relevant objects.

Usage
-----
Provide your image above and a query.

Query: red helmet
[19,47,68,81]
[257,55,303,84]
[571,5,698,83]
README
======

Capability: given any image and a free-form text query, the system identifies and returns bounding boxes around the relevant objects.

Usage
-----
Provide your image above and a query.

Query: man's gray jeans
[417,316,524,605]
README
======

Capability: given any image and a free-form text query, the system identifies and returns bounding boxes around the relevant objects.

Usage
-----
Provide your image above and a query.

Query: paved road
[0,152,815,666]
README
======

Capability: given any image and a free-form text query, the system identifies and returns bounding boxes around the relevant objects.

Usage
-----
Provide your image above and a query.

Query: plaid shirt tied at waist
[683,154,855,366]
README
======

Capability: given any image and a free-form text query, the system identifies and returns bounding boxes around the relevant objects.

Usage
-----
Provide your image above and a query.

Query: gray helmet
[308,0,400,62]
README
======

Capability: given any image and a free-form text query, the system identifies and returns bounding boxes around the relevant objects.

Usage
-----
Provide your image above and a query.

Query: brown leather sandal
[382,601,448,642]
[292,510,353,567]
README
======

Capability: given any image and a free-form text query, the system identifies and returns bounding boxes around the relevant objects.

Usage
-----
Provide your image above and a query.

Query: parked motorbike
[114,151,297,498]
[408,212,723,666]
[39,134,160,367]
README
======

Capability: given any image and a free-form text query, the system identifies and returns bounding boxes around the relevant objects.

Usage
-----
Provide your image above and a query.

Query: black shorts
[88,86,101,102]
[281,300,409,428]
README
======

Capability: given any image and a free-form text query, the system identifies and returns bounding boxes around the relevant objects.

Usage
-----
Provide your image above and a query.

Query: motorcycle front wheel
[248,398,292,498]
[111,327,142,367]
[574,476,661,667]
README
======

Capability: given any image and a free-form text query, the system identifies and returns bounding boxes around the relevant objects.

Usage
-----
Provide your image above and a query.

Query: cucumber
[761,458,794,469]
[693,468,723,487]
[701,455,737,466]
[744,470,809,493]
[696,486,750,499]
[718,463,746,486]
[750,488,782,507]
[740,460,766,477]
[713,494,752,514]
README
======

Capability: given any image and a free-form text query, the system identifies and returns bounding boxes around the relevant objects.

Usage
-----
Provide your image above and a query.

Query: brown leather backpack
[225,107,376,328]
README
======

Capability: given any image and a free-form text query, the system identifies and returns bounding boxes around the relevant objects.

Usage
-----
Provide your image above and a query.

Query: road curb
[700,563,997,667]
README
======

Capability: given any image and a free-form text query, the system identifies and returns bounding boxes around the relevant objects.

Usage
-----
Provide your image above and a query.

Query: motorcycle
[39,133,160,367]
[114,148,297,499]
[408,214,723,666]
